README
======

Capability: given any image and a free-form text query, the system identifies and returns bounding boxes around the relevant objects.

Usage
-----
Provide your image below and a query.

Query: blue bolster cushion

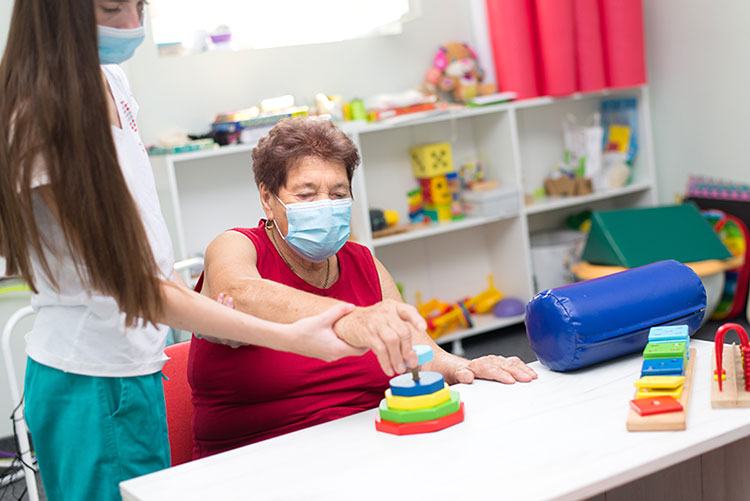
[525,260,706,371]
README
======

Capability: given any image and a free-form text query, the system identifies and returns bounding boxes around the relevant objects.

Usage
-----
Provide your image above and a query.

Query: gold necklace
[268,220,331,288]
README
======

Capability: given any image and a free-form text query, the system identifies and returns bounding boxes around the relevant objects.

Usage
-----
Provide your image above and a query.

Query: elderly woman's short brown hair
[252,117,360,195]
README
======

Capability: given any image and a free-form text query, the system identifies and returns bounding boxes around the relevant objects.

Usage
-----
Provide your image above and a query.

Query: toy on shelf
[416,292,473,340]
[410,142,464,222]
[369,209,399,233]
[407,188,427,224]
[711,323,750,408]
[415,275,503,339]
[375,345,465,435]
[544,164,592,197]
[701,210,750,320]
[370,207,430,240]
[424,42,496,103]
[462,274,503,314]
[627,325,696,431]
[459,159,486,191]
[492,298,525,318]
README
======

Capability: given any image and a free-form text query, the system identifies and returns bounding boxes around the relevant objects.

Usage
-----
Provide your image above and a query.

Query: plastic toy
[701,209,750,320]
[492,298,525,318]
[385,385,450,410]
[424,41,496,103]
[389,372,444,397]
[375,346,464,435]
[415,292,471,339]
[410,142,453,179]
[462,274,503,314]
[369,208,399,232]
[407,188,426,224]
[711,323,750,408]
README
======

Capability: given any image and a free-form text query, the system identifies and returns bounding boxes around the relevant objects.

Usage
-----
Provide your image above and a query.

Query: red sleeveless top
[188,221,389,458]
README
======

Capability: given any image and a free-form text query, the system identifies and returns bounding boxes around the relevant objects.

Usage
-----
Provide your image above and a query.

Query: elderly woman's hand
[450,355,538,384]
[334,299,425,377]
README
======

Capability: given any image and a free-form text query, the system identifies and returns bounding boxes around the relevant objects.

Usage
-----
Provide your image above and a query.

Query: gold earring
[265,219,274,230]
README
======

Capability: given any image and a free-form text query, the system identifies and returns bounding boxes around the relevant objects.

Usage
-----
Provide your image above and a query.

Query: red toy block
[375,402,465,435]
[629,396,683,416]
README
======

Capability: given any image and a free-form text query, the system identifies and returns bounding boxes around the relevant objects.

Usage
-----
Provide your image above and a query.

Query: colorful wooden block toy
[630,396,683,416]
[711,322,750,408]
[648,325,689,343]
[648,326,690,359]
[627,324,695,432]
[389,371,444,397]
[375,403,465,436]
[643,342,687,360]
[379,391,461,423]
[385,384,450,410]
[641,358,684,377]
[375,346,464,435]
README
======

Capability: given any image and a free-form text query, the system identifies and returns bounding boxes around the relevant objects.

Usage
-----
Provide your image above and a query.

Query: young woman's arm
[158,280,364,362]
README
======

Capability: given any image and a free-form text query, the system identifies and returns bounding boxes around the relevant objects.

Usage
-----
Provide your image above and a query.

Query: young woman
[0,1,419,499]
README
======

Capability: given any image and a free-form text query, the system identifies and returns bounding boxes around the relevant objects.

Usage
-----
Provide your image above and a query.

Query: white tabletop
[121,339,750,501]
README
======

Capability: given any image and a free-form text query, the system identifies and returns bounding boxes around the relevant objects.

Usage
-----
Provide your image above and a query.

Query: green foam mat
[581,204,731,268]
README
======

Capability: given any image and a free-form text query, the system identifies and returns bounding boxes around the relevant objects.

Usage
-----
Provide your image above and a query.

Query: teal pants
[24,358,171,501]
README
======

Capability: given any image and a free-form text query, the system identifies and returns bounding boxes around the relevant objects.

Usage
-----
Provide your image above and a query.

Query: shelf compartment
[371,213,518,248]
[435,313,526,345]
[523,182,653,215]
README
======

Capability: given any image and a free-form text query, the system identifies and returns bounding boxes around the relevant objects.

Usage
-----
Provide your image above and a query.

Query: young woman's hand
[284,303,368,362]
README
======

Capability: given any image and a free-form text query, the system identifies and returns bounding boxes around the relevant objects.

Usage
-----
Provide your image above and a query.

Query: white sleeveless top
[25,65,174,377]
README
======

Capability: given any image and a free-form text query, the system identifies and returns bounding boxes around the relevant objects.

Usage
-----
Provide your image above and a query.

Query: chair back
[1,305,39,501]
[162,340,194,466]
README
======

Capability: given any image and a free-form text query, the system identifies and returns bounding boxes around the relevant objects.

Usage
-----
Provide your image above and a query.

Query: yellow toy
[410,142,453,179]
[415,292,472,339]
[463,274,503,314]
[385,384,451,410]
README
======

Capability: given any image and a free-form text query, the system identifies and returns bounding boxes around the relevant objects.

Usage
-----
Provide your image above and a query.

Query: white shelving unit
[150,85,657,354]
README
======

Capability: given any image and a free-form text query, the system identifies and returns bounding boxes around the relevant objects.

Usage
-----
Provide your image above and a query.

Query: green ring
[379,390,461,423]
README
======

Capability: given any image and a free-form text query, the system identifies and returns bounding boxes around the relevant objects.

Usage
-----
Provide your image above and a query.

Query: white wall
[127,0,476,144]
[643,0,750,203]
[0,0,11,53]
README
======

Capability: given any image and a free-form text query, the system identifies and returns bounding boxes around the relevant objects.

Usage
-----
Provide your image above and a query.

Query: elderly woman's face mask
[275,196,352,262]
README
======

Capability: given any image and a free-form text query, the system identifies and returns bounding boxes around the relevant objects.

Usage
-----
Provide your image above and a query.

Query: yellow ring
[385,384,450,410]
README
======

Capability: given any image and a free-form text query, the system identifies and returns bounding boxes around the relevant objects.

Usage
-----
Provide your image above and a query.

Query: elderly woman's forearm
[217,277,343,323]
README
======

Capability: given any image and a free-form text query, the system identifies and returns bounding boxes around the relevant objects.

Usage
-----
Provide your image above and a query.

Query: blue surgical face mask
[97,24,145,64]
[276,196,352,263]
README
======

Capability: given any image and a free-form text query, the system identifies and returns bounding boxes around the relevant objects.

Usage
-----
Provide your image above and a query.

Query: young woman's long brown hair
[0,0,164,326]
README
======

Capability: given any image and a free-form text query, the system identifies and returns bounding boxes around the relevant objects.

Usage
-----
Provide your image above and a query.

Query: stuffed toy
[425,42,496,102]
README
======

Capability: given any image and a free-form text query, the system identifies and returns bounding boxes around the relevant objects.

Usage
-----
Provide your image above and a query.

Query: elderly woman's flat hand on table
[333,299,425,376]
[449,355,538,384]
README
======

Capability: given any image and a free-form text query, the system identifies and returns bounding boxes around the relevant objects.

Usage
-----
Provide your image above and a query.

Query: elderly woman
[188,117,536,458]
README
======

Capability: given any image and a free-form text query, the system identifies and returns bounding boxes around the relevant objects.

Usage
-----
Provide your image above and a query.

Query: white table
[121,339,750,501]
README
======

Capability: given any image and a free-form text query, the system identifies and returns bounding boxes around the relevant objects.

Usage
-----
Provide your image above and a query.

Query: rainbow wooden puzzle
[627,325,696,431]
[375,345,465,435]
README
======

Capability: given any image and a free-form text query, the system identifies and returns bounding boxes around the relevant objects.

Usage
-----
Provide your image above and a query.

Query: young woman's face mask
[97,24,145,64]
[95,0,146,64]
